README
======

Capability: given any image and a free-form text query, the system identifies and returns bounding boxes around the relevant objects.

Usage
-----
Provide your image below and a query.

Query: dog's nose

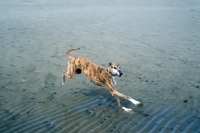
[119,71,123,77]
[119,72,123,77]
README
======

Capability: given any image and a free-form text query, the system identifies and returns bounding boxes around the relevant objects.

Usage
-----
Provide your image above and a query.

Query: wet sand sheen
[0,0,200,133]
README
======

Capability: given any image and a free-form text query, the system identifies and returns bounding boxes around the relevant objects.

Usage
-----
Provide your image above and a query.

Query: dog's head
[108,62,123,77]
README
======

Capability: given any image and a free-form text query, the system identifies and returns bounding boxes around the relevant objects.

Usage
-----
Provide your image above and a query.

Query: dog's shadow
[82,87,109,97]
[82,87,133,107]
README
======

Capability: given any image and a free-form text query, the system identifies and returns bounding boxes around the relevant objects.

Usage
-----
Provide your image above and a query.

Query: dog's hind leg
[62,60,75,85]
[62,72,67,85]
[67,60,75,79]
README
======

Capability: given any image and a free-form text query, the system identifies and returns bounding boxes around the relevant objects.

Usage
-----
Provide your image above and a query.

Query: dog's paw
[122,107,132,112]
[129,98,143,107]
[62,83,65,85]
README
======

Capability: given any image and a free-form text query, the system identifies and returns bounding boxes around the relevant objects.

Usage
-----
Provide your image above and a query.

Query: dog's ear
[109,63,112,66]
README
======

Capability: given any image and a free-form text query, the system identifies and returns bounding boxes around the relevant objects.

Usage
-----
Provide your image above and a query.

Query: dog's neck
[106,68,117,85]
[112,76,117,86]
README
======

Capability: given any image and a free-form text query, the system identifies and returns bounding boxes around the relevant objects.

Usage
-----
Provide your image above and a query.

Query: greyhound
[62,48,143,112]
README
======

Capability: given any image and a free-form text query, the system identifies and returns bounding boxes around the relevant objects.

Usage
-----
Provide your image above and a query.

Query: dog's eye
[114,67,117,69]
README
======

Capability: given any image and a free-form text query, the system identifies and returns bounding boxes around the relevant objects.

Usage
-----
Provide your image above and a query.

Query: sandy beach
[0,0,200,132]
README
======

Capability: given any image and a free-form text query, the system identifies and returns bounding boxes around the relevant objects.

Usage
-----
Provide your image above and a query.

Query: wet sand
[0,0,200,132]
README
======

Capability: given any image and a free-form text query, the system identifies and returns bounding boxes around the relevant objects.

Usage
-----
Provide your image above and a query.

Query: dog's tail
[66,48,80,58]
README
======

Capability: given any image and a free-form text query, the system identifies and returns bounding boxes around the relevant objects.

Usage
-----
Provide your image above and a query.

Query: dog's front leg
[129,98,143,107]
[106,83,137,112]
[113,82,132,112]
[115,96,132,112]
[106,82,143,108]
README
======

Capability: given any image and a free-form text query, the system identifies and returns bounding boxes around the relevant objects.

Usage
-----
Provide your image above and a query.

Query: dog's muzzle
[118,71,123,77]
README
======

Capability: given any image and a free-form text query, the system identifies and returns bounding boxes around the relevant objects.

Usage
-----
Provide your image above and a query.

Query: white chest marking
[112,76,117,86]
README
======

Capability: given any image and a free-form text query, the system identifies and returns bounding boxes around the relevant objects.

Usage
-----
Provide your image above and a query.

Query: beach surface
[0,0,200,132]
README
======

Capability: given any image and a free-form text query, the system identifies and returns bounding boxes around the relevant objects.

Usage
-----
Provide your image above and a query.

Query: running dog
[62,48,143,112]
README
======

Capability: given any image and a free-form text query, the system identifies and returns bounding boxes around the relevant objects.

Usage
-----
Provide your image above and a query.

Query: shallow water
[0,0,200,133]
